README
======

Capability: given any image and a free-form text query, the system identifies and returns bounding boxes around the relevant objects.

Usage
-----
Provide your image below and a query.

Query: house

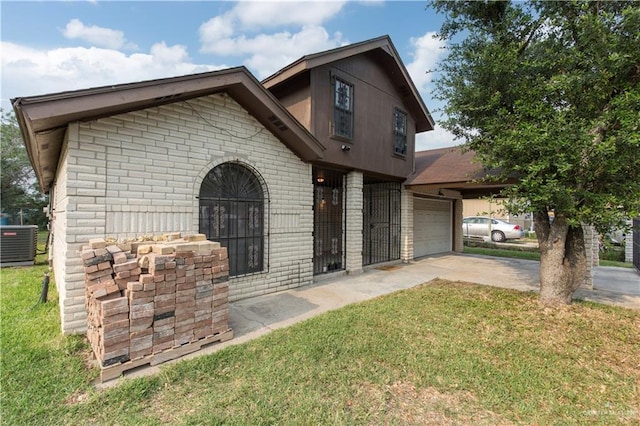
[404,147,513,257]
[13,36,487,335]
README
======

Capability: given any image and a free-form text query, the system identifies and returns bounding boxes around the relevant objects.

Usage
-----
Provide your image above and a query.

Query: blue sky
[1,1,457,150]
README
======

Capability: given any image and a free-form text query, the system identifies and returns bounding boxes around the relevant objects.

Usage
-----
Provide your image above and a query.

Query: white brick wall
[582,224,596,289]
[54,94,314,334]
[345,171,363,274]
[400,188,413,262]
[625,219,633,263]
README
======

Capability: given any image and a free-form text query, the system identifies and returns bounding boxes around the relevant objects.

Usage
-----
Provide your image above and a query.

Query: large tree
[431,1,640,305]
[1,110,48,228]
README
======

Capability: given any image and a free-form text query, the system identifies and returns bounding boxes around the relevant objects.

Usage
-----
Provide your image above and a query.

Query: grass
[2,258,639,425]
[464,245,542,261]
[0,237,98,424]
[464,243,633,268]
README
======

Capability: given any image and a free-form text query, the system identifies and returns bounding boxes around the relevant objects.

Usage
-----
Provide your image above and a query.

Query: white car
[462,216,524,242]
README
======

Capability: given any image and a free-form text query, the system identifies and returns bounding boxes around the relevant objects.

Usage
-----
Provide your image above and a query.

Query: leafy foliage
[432,0,640,233]
[1,109,48,228]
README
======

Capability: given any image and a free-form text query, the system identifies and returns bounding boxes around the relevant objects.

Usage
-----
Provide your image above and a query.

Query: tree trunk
[534,212,588,306]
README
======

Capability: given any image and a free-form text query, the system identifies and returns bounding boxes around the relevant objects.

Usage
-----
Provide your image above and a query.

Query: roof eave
[12,100,49,192]
[13,67,325,193]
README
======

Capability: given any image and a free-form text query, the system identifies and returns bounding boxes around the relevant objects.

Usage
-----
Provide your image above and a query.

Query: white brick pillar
[582,224,596,289]
[345,171,363,274]
[624,219,633,263]
[400,188,413,262]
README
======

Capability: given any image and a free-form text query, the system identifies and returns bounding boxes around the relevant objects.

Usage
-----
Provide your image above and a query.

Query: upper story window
[333,77,353,140]
[393,108,407,156]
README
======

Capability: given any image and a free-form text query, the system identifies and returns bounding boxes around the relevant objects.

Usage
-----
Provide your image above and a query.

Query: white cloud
[405,31,457,149]
[1,41,223,109]
[416,124,459,151]
[150,42,190,64]
[62,18,136,50]
[406,32,445,92]
[233,1,346,28]
[199,2,346,79]
[228,26,342,79]
[199,16,235,42]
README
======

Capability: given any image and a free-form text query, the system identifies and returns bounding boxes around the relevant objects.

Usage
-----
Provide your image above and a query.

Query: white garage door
[413,197,452,258]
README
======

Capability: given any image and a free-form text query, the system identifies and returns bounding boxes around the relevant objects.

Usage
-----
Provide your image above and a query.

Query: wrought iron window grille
[199,162,265,276]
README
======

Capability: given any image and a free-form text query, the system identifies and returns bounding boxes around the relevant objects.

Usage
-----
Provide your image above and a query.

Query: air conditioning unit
[0,225,39,267]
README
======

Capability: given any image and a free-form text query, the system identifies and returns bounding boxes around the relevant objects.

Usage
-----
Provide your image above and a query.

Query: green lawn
[463,244,632,268]
[1,259,638,425]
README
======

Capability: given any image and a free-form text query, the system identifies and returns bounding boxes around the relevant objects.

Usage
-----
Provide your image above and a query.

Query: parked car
[462,216,524,242]
[605,228,625,246]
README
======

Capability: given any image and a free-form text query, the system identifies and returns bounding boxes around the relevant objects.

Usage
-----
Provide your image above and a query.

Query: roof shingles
[408,147,486,185]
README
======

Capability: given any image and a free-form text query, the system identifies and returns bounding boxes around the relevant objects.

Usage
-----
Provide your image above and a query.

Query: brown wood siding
[269,73,312,130]
[310,53,416,179]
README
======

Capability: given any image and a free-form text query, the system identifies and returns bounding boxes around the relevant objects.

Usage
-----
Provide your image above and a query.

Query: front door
[363,180,401,266]
[313,168,345,274]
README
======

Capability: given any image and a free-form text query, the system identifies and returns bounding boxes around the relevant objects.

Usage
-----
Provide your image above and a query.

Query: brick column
[345,171,363,274]
[400,188,413,262]
[624,219,633,263]
[582,224,596,289]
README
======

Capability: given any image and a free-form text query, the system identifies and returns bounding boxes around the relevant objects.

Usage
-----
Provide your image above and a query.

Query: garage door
[413,197,452,257]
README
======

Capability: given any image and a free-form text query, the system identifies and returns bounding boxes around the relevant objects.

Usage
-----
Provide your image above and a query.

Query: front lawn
[1,264,638,424]
[464,244,632,268]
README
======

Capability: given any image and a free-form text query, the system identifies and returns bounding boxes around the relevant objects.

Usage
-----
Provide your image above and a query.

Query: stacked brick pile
[81,233,230,368]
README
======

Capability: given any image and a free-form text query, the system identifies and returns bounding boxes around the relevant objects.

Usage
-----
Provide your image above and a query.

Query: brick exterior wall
[400,188,413,262]
[345,171,363,274]
[582,224,596,289]
[624,219,633,263]
[52,94,314,334]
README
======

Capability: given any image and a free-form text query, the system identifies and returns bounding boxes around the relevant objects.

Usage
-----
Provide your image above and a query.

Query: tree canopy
[1,109,48,227]
[432,0,640,233]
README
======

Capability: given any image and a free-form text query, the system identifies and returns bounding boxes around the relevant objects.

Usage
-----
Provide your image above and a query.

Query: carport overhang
[406,146,515,256]
[406,180,516,199]
[406,147,513,199]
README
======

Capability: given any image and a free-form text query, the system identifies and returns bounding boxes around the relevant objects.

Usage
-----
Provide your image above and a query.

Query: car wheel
[491,230,506,242]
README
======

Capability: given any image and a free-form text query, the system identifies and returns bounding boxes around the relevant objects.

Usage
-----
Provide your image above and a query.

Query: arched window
[199,163,264,276]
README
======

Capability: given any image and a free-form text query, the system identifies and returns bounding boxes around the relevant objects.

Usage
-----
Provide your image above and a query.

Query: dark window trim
[332,74,354,141]
[393,107,408,157]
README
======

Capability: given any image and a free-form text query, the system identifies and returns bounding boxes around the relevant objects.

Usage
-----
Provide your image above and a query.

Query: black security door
[313,168,345,274]
[363,180,401,266]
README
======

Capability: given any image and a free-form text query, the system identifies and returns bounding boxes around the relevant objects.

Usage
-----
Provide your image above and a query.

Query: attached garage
[406,147,513,260]
[413,197,452,257]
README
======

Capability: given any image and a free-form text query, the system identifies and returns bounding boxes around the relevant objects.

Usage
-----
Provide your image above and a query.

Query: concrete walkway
[107,253,639,386]
[230,254,639,343]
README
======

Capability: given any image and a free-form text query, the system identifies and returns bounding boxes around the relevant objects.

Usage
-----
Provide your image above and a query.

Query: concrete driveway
[230,254,639,345]
[111,253,639,385]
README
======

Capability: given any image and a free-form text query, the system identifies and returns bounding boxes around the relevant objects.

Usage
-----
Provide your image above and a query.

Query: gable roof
[262,35,435,133]
[406,146,513,198]
[12,67,325,193]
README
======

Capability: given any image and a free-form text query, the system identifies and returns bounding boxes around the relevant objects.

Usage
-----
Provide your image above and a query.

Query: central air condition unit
[0,225,39,267]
